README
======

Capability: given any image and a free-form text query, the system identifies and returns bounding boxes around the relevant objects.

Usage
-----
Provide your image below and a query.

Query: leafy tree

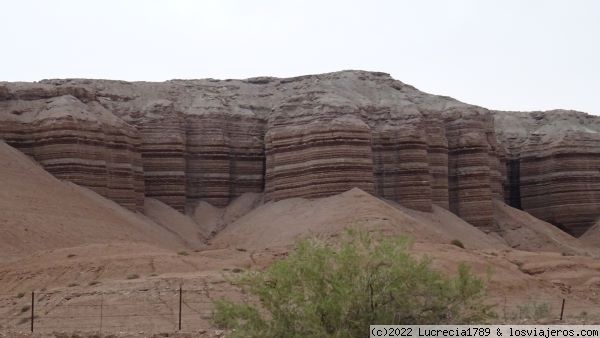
[214,230,494,337]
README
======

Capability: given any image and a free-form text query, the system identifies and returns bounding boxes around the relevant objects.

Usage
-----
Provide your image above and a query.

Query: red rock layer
[137,113,187,212]
[444,110,496,231]
[518,135,600,236]
[423,116,450,210]
[372,125,432,212]
[0,105,144,211]
[185,114,265,207]
[4,73,598,236]
[265,116,375,201]
[494,110,600,236]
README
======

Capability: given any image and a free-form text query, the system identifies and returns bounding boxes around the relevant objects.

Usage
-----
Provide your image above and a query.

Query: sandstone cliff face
[0,86,144,210]
[372,124,431,212]
[443,109,496,230]
[1,71,597,234]
[265,116,375,201]
[494,110,600,236]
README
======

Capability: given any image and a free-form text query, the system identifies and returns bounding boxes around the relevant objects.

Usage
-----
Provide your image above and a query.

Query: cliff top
[2,70,598,150]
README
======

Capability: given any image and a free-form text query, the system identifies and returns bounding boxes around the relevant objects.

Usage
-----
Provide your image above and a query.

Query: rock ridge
[1,71,598,234]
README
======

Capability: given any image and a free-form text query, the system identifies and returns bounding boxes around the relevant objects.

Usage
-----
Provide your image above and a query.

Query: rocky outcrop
[136,102,187,211]
[0,90,144,211]
[1,72,598,235]
[443,109,496,230]
[265,116,375,201]
[494,110,600,236]
[423,115,450,210]
[185,113,265,208]
[372,124,431,212]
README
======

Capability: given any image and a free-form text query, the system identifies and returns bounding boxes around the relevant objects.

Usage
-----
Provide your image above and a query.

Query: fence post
[178,285,183,331]
[30,291,34,332]
[100,293,104,333]
[560,298,565,321]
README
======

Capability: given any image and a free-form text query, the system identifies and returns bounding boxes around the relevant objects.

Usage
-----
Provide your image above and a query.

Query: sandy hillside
[580,219,600,246]
[207,188,600,315]
[187,192,262,238]
[0,141,196,260]
[143,198,206,249]
[211,188,505,250]
[3,186,600,335]
[493,200,598,256]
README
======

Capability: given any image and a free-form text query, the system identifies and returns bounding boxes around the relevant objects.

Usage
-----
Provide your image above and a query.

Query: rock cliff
[494,110,600,236]
[1,71,598,234]
[0,85,144,210]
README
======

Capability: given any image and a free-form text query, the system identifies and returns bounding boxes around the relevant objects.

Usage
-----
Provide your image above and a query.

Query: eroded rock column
[424,116,449,210]
[265,116,375,201]
[372,124,432,212]
[186,113,265,207]
[138,110,187,211]
[445,110,495,230]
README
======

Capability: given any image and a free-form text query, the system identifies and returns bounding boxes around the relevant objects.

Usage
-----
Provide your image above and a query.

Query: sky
[1,0,599,114]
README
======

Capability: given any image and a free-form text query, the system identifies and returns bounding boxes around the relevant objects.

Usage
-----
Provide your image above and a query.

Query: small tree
[214,230,494,337]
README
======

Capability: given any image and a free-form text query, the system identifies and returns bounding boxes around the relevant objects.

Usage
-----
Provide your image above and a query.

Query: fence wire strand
[1,289,599,333]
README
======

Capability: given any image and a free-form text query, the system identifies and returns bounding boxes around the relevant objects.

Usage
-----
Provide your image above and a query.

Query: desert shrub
[126,273,140,280]
[178,251,189,256]
[20,305,30,313]
[451,239,465,249]
[16,292,25,299]
[213,230,494,338]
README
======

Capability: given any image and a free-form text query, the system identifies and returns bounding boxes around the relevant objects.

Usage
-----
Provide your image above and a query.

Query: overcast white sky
[1,0,598,113]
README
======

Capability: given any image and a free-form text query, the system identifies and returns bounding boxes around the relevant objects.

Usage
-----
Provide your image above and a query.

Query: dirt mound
[579,219,600,246]
[187,192,262,237]
[3,174,600,333]
[0,141,188,261]
[493,200,598,256]
[143,198,206,249]
[211,188,505,250]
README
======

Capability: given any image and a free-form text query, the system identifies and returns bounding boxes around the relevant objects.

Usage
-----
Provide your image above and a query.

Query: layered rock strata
[443,109,496,230]
[137,107,187,211]
[185,113,265,208]
[372,125,432,212]
[423,116,450,210]
[0,90,144,211]
[265,116,375,201]
[494,110,600,236]
[1,72,599,234]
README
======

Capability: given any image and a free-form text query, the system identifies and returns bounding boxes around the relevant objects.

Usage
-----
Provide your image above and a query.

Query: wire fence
[0,286,228,333]
[1,289,600,334]
[489,294,600,324]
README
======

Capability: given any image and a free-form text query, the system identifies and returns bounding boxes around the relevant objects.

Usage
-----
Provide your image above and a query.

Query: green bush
[213,230,494,337]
